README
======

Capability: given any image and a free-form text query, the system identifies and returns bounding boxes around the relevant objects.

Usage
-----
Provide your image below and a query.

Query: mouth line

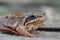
[25,18,42,25]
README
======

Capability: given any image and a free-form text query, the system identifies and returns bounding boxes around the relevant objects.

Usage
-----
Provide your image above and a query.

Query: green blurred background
[0,0,60,40]
[0,0,60,27]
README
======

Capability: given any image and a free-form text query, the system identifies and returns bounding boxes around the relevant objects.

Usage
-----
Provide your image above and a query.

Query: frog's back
[0,16,25,30]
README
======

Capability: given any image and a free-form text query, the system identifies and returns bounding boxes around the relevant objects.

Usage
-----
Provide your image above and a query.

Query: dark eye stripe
[24,15,36,25]
[26,15,36,21]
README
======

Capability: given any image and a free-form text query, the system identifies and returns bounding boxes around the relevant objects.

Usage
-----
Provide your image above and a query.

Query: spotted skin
[0,11,47,37]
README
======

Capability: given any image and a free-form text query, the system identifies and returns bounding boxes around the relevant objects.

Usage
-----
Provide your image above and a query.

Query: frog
[0,11,47,37]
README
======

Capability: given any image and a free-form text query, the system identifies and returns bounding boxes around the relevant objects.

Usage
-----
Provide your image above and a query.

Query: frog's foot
[16,26,40,37]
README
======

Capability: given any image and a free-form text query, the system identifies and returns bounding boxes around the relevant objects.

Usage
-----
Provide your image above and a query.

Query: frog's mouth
[24,15,46,25]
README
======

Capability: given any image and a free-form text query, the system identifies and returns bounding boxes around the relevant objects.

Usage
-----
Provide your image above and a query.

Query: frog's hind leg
[16,25,40,37]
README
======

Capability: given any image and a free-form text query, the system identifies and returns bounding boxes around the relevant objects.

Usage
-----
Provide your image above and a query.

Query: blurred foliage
[0,2,10,7]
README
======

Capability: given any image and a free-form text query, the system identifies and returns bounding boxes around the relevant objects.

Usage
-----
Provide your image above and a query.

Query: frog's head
[24,11,47,26]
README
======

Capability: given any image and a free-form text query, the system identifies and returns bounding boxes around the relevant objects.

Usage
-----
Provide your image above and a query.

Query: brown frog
[0,11,47,37]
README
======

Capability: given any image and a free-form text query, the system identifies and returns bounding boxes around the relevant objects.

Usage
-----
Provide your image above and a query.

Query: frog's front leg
[16,25,40,37]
